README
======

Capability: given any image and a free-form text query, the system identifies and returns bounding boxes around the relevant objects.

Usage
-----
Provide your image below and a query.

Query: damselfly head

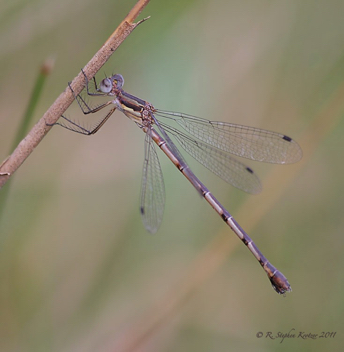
[99,78,112,93]
[99,74,124,93]
[111,74,124,89]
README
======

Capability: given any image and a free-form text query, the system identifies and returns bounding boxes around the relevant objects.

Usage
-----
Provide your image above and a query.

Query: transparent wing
[156,110,302,164]
[161,124,262,194]
[140,130,165,234]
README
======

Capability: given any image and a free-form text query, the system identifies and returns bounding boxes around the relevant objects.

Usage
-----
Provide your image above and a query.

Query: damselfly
[50,71,302,294]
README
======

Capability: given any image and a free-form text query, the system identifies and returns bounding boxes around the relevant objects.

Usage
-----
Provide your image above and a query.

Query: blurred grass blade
[0,57,55,221]
[11,57,55,150]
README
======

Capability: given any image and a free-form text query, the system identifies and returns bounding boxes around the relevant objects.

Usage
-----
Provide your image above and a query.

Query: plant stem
[0,0,150,189]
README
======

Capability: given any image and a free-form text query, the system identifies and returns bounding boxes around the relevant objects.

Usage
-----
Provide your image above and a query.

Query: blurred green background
[1,0,344,351]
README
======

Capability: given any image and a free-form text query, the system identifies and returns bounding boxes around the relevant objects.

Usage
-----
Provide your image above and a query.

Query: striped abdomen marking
[150,128,291,295]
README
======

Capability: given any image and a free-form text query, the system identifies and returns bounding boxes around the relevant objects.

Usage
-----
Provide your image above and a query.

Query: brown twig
[0,0,150,189]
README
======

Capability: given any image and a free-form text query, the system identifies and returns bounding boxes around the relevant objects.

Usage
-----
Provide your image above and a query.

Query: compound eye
[99,78,112,93]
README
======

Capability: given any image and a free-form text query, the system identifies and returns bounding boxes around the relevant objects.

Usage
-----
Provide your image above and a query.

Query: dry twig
[0,0,150,189]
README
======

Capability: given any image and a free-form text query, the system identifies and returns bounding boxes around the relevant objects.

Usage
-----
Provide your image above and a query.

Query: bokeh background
[1,0,344,351]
